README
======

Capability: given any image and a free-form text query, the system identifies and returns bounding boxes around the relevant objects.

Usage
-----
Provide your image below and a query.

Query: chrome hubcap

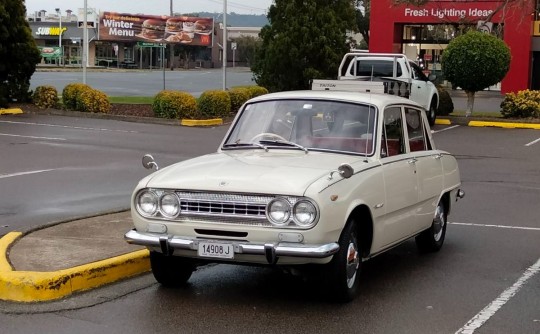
[345,240,360,288]
[433,204,446,242]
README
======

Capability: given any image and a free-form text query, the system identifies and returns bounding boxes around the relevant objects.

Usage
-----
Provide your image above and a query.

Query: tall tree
[355,0,370,46]
[441,30,510,116]
[0,0,41,107]
[252,0,356,92]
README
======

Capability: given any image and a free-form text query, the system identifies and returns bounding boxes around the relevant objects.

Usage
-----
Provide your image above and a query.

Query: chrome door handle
[434,153,442,159]
[408,158,418,164]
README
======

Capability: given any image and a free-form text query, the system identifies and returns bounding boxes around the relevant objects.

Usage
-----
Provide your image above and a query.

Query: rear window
[354,60,402,77]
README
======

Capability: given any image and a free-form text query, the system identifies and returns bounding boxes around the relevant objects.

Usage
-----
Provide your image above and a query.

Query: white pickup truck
[312,52,439,125]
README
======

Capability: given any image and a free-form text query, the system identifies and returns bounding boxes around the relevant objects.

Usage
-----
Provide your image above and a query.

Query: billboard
[99,12,213,46]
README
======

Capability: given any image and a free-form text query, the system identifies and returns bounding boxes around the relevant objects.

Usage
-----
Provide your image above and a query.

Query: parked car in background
[125,90,464,302]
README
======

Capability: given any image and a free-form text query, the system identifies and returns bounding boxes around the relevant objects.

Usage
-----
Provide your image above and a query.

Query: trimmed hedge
[33,85,59,109]
[62,83,92,110]
[153,90,198,119]
[501,89,540,118]
[197,90,231,118]
[436,86,454,116]
[232,85,268,99]
[228,88,250,113]
[78,88,110,113]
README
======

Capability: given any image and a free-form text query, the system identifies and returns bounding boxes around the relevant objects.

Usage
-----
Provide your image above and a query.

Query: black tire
[325,219,362,302]
[427,100,437,127]
[150,251,196,287]
[416,200,447,252]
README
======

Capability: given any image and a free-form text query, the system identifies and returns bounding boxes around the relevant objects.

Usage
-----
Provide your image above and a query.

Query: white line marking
[433,125,460,133]
[0,120,138,133]
[450,222,540,231]
[455,257,540,334]
[525,138,540,147]
[0,133,65,141]
[0,169,56,179]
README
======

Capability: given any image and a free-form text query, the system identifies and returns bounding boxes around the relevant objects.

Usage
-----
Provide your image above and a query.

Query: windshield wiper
[223,142,268,151]
[259,140,309,154]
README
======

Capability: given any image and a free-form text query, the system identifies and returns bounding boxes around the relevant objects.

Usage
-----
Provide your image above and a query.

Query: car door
[404,106,443,233]
[376,106,419,250]
[408,62,431,110]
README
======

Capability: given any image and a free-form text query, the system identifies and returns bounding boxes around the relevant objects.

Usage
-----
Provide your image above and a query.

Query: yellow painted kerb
[181,118,223,126]
[0,232,150,302]
[468,121,540,130]
[435,119,451,125]
[0,108,23,115]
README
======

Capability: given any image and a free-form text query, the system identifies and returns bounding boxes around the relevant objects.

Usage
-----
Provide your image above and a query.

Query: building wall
[370,0,534,93]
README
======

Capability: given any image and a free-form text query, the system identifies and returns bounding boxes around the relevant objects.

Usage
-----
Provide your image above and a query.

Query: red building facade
[370,0,535,93]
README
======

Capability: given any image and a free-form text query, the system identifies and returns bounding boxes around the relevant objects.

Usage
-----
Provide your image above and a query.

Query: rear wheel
[416,200,447,252]
[325,220,361,302]
[150,251,196,287]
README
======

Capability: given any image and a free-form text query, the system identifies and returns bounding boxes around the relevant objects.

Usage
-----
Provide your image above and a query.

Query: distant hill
[180,12,269,27]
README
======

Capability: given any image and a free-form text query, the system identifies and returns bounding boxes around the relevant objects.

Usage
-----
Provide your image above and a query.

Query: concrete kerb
[0,231,150,303]
[436,117,540,129]
[0,108,23,115]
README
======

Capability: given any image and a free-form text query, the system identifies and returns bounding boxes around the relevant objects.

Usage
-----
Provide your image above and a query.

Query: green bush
[62,83,92,110]
[436,86,454,116]
[228,88,250,113]
[152,90,198,119]
[500,90,540,118]
[32,85,59,109]
[197,90,231,118]
[78,88,110,113]
[232,85,269,99]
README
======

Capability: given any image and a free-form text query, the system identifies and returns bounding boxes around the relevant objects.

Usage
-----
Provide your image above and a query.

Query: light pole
[55,8,62,66]
[222,0,227,90]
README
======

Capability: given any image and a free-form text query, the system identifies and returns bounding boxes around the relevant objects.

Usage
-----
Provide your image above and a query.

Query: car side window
[381,107,405,157]
[405,107,427,152]
[409,62,428,81]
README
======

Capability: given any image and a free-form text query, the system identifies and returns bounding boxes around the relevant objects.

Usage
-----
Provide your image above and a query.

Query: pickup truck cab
[337,52,439,126]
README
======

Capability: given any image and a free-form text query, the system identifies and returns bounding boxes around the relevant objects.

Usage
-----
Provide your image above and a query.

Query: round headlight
[137,190,158,216]
[293,200,318,227]
[160,193,180,218]
[266,197,291,226]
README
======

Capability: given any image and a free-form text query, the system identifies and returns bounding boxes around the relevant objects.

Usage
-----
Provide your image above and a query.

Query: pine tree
[0,0,41,107]
[252,0,356,92]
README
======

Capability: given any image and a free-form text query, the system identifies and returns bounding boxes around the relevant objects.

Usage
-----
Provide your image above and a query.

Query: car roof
[247,90,423,109]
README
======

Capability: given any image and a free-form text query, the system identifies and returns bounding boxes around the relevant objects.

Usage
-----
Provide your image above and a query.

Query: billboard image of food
[99,12,213,46]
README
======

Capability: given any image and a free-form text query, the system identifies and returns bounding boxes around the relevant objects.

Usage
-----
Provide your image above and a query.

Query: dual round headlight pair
[266,197,318,228]
[136,190,180,218]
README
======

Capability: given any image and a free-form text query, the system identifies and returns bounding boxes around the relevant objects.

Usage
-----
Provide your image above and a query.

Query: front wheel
[427,101,437,127]
[416,200,447,252]
[150,251,196,287]
[325,220,361,302]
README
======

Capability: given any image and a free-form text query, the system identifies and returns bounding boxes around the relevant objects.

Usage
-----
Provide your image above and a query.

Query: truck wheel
[427,101,437,126]
[150,251,196,287]
[325,219,361,302]
[415,200,447,252]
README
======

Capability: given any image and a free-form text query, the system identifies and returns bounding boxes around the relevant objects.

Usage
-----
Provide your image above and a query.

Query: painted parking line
[455,257,540,334]
[451,222,540,333]
[0,120,139,133]
[0,169,57,179]
[525,138,540,147]
[0,133,65,141]
[433,125,460,134]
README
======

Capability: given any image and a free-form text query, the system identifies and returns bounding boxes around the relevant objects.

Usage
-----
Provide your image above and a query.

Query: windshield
[224,99,377,155]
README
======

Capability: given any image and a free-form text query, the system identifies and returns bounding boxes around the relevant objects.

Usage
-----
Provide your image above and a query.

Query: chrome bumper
[125,229,340,264]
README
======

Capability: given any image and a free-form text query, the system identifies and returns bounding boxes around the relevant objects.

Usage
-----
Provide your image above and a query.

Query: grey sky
[24,0,272,16]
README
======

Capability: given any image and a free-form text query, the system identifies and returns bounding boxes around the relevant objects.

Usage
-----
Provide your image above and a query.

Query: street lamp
[55,8,62,66]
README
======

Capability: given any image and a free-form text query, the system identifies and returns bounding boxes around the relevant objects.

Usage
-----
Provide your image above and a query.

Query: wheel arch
[348,204,374,258]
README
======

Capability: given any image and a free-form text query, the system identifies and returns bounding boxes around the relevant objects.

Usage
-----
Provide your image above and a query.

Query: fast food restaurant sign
[99,12,213,46]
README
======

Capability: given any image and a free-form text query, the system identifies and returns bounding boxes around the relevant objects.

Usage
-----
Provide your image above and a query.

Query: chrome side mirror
[328,163,354,180]
[142,154,159,171]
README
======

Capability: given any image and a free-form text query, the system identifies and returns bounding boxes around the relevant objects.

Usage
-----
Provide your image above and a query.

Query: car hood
[143,150,364,196]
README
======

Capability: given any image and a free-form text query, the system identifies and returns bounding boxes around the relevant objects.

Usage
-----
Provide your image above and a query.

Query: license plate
[198,241,234,259]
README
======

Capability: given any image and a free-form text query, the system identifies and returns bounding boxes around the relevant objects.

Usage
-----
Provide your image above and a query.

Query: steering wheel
[250,132,288,142]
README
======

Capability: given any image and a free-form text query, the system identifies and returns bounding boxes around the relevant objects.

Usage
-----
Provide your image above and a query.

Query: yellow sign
[534,21,540,36]
[35,27,67,36]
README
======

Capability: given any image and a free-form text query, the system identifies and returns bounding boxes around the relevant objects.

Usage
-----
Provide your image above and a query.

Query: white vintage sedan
[125,90,464,302]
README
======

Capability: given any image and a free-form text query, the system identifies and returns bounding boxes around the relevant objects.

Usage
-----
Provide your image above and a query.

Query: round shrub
[78,88,110,113]
[62,83,92,110]
[197,90,231,118]
[152,90,198,119]
[228,88,250,113]
[32,85,59,109]
[500,90,540,118]
[436,86,454,116]
[232,85,269,99]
